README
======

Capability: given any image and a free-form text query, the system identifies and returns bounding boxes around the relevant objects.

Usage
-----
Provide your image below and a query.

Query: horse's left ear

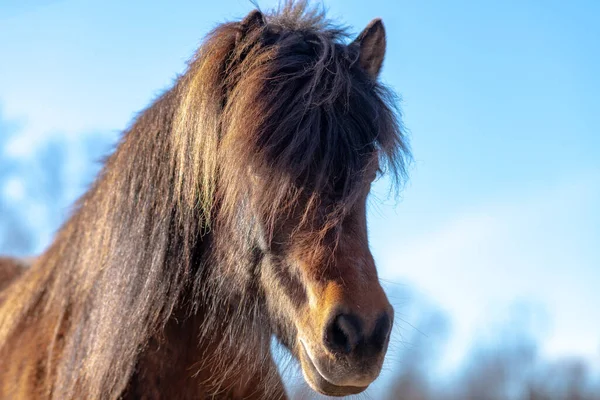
[237,9,266,43]
[352,18,386,79]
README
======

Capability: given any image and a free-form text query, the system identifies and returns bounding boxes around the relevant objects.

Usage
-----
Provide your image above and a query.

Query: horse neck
[123,293,279,399]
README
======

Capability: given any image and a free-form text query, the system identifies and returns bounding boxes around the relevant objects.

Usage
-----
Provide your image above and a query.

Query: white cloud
[3,177,26,201]
[374,171,600,369]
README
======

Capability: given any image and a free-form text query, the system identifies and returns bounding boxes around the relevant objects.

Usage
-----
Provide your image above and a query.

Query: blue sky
[1,0,599,387]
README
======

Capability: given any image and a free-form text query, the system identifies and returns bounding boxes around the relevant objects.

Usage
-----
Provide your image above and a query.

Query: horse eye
[332,175,346,195]
[369,168,382,183]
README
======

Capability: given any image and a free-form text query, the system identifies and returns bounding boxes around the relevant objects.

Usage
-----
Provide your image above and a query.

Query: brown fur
[0,2,409,399]
[0,257,28,292]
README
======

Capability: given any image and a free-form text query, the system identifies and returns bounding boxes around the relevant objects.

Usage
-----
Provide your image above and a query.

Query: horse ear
[353,18,386,79]
[237,9,266,43]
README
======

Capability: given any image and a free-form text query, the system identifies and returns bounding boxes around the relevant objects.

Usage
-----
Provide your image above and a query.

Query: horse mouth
[298,341,369,397]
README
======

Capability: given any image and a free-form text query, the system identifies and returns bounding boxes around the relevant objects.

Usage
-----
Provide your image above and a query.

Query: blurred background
[1,0,598,398]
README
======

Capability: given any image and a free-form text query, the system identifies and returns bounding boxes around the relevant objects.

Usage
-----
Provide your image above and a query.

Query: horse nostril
[371,312,392,351]
[324,313,364,354]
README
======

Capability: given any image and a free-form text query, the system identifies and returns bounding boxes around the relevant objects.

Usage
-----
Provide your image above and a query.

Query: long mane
[0,2,410,399]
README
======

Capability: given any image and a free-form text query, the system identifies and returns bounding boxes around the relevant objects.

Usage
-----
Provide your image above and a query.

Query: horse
[0,2,409,398]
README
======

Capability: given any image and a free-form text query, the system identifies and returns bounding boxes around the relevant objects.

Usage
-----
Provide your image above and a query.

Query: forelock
[217,5,408,234]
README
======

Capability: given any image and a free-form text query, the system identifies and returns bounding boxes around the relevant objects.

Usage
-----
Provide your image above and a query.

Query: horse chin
[297,341,369,397]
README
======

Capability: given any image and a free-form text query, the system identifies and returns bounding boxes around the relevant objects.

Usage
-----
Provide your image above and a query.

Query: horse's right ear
[237,10,265,43]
